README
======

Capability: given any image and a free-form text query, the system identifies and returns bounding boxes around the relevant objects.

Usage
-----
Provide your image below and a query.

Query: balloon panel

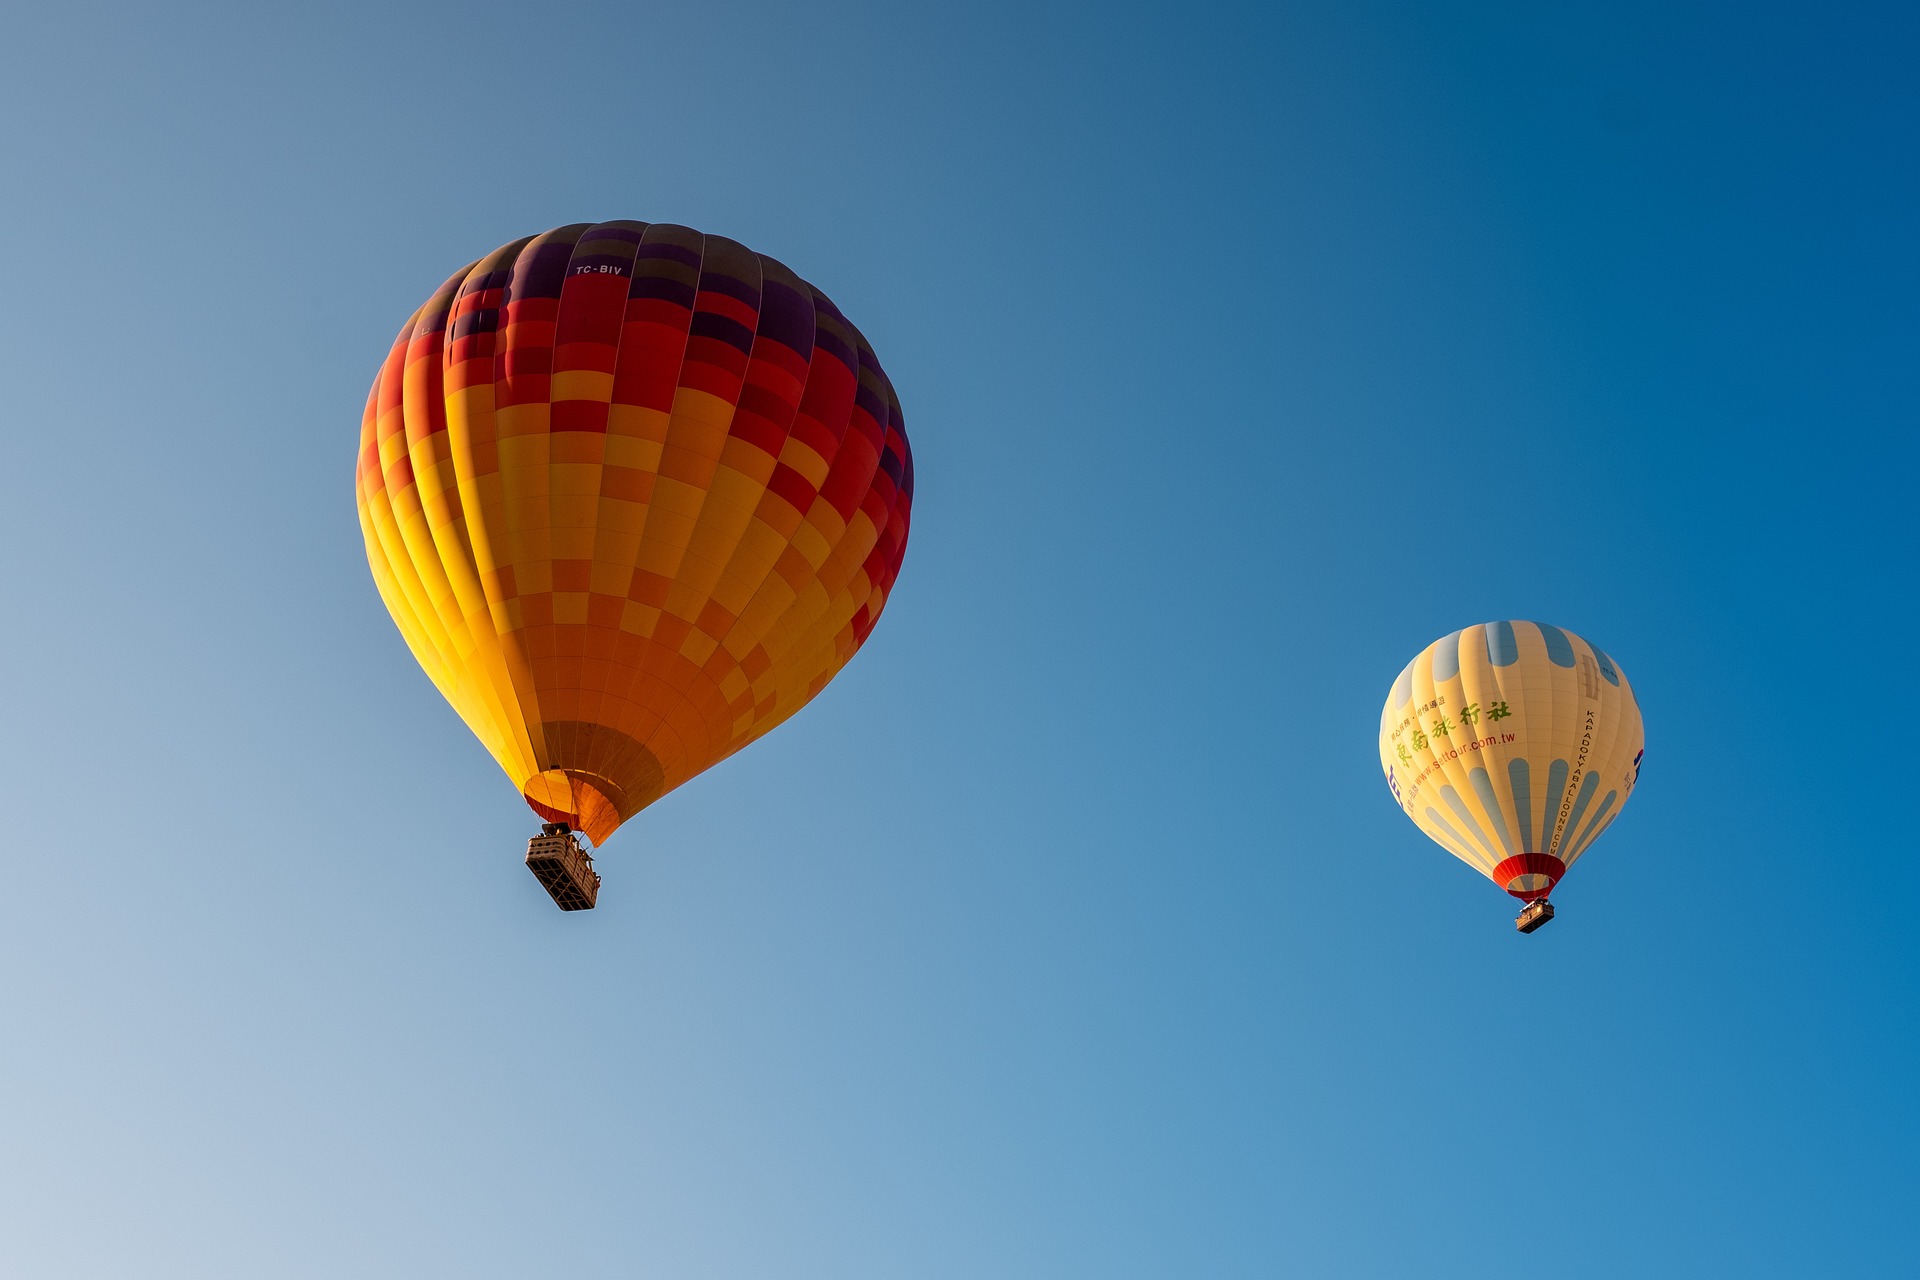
[356,222,912,844]
[1377,622,1644,899]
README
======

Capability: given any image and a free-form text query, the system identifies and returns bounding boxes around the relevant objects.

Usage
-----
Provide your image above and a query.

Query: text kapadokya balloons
[357,222,912,856]
[1378,622,1644,929]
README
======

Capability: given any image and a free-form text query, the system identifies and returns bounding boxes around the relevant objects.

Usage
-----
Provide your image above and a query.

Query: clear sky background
[0,1,1913,1276]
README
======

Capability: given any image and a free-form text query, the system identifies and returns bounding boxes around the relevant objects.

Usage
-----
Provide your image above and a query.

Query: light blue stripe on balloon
[1571,809,1621,861]
[1594,648,1621,686]
[1541,759,1570,851]
[1508,758,1533,852]
[1432,630,1464,682]
[1554,772,1601,856]
[1441,784,1501,862]
[1485,621,1519,666]
[1469,767,1516,855]
[1567,790,1618,858]
[1423,807,1482,864]
[1574,809,1620,859]
[1391,660,1415,709]
[1534,622,1576,667]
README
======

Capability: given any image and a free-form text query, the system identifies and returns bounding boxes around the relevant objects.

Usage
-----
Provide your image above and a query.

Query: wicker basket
[525,825,600,911]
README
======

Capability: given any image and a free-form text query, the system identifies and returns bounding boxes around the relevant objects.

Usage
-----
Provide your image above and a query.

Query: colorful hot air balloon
[1378,622,1644,932]
[356,222,913,909]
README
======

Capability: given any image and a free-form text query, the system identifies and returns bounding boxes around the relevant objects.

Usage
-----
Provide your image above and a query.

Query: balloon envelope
[1378,622,1644,901]
[356,222,912,845]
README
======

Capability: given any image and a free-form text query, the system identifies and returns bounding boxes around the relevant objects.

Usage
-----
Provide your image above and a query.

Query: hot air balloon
[1378,622,1644,932]
[356,222,912,910]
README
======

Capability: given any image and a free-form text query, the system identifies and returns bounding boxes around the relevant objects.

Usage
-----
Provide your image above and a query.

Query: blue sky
[0,1,1913,1276]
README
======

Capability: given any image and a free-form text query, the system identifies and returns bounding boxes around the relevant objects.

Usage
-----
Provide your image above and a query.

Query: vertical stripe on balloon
[1440,784,1502,863]
[1391,660,1415,710]
[1541,759,1571,852]
[1555,771,1602,857]
[1594,647,1621,686]
[1485,620,1520,666]
[1432,629,1464,683]
[1534,622,1576,668]
[1469,767,1516,857]
[1567,789,1619,860]
[1507,758,1533,853]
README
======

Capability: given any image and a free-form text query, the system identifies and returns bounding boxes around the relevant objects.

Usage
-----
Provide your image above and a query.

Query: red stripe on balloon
[1493,853,1567,901]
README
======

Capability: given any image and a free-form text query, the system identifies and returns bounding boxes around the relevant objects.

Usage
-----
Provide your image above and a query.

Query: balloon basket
[526,824,600,911]
[1514,899,1554,934]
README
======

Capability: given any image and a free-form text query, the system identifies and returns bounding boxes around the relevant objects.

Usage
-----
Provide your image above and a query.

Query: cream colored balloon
[1378,622,1645,915]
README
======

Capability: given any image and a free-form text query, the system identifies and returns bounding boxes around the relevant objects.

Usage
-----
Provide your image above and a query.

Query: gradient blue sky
[0,1,1913,1276]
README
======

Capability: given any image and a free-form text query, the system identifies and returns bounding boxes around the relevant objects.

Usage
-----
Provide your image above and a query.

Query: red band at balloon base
[1494,853,1567,901]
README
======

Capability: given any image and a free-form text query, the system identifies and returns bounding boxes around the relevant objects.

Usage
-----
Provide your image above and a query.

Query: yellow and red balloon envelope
[1379,622,1644,901]
[357,222,912,845]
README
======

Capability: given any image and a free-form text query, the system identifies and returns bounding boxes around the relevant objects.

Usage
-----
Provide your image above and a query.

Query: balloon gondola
[1378,622,1645,932]
[356,222,913,909]
[524,823,600,911]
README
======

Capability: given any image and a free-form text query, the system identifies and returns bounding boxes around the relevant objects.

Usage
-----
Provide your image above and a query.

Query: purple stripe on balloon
[756,280,815,355]
[690,311,755,352]
[698,271,760,307]
[810,326,856,370]
[634,242,701,268]
[451,309,501,340]
[460,267,514,295]
[629,276,696,307]
[853,381,888,422]
[580,222,647,245]
[513,239,579,299]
